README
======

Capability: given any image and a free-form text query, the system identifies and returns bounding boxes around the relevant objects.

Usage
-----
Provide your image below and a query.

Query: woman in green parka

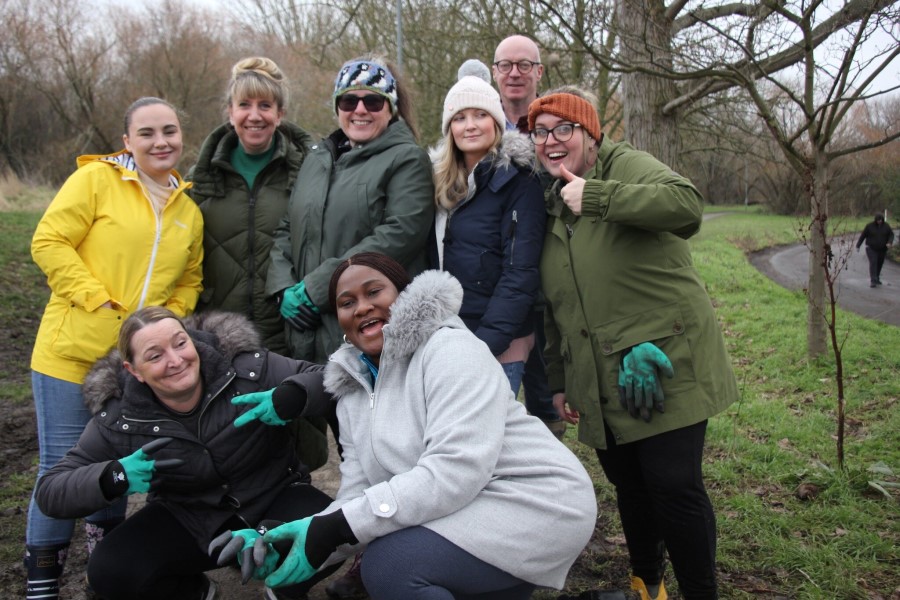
[188,58,330,480]
[267,54,434,364]
[528,87,738,600]
[189,57,311,355]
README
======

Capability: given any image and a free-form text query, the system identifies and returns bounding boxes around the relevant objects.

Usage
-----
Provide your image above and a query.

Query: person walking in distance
[856,213,894,287]
[491,35,565,439]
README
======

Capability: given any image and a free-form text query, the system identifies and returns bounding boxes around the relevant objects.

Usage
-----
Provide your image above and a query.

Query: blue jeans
[27,371,126,547]
[500,361,525,396]
[522,310,560,422]
[361,526,536,599]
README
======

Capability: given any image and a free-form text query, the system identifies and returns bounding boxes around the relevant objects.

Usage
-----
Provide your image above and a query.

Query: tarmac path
[748,235,899,327]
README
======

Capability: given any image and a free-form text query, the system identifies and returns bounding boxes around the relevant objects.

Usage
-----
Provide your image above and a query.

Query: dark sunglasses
[336,94,387,113]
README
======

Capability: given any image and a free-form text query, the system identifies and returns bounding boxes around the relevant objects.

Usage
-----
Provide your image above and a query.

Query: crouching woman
[35,307,337,600]
[237,252,598,599]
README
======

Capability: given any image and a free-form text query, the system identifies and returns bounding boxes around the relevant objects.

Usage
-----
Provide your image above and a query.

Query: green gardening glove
[232,389,287,427]
[208,527,280,584]
[262,517,317,588]
[617,342,675,423]
[115,437,183,495]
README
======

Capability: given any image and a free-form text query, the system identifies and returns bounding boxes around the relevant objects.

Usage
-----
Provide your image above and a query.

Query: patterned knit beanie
[441,59,506,135]
[527,92,602,141]
[333,59,398,115]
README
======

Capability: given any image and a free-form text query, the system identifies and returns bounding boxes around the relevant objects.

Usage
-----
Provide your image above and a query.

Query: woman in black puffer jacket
[35,307,336,600]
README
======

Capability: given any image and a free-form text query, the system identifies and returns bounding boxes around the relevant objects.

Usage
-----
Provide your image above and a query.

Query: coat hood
[429,129,534,172]
[324,270,463,398]
[82,311,262,414]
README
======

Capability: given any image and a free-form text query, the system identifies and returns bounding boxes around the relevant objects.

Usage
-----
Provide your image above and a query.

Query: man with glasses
[490,35,567,441]
[493,35,544,132]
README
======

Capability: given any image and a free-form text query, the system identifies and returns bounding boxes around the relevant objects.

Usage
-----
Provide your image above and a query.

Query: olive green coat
[189,122,312,354]
[267,120,435,363]
[541,138,738,449]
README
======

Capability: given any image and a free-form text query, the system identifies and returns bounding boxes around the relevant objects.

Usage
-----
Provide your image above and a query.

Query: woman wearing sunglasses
[266,54,433,598]
[267,54,434,369]
[528,87,738,600]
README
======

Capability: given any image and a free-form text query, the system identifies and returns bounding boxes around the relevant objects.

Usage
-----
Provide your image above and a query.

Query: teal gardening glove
[208,526,280,584]
[279,281,322,332]
[114,437,183,495]
[263,510,357,589]
[232,381,308,428]
[617,342,675,422]
[232,389,287,427]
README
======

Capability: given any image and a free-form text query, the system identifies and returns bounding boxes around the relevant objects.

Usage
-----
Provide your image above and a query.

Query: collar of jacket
[76,148,187,191]
[317,119,415,161]
[324,270,464,398]
[82,311,262,414]
[189,121,311,198]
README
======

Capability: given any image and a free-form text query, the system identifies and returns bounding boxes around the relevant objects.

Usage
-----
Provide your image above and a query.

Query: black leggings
[596,420,718,600]
[88,483,337,600]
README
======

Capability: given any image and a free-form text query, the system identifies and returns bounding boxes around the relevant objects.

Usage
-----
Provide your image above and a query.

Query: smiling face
[229,96,283,154]
[337,93,392,146]
[533,113,593,179]
[335,265,400,365]
[450,108,498,170]
[124,318,202,412]
[123,103,183,185]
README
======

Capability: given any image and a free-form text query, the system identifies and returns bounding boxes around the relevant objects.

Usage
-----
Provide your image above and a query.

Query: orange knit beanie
[527,93,601,141]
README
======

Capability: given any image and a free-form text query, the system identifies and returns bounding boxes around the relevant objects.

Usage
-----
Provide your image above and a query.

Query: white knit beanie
[441,59,506,135]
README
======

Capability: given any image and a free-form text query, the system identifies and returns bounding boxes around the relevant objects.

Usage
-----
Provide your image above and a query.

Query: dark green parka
[189,121,312,354]
[541,138,738,450]
[267,120,435,362]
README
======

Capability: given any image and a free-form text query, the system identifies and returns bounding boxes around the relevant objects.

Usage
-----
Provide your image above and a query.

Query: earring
[343,334,349,344]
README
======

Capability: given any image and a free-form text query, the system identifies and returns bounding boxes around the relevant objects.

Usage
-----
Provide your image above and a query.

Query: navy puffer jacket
[428,131,546,355]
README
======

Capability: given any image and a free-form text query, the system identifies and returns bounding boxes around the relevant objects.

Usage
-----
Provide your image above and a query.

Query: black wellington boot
[25,543,68,600]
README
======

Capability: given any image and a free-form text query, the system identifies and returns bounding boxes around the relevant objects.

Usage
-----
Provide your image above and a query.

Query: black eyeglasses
[493,60,540,74]
[336,94,387,113]
[530,123,582,145]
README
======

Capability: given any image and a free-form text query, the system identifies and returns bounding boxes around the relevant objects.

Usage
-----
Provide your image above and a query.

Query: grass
[1,202,897,598]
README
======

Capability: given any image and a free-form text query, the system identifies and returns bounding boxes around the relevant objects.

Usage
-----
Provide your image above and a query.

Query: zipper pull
[509,210,518,265]
[369,392,375,409]
[565,223,574,238]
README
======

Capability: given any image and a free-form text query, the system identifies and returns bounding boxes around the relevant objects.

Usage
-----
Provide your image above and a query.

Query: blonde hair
[433,120,503,210]
[225,57,288,111]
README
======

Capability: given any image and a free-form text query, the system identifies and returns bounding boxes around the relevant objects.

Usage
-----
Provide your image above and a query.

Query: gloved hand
[263,510,356,589]
[116,437,184,495]
[233,389,287,427]
[617,342,675,423]
[232,382,309,428]
[208,527,280,584]
[279,282,322,332]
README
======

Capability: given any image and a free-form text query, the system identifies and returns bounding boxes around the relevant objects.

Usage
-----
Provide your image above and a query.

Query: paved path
[747,233,899,327]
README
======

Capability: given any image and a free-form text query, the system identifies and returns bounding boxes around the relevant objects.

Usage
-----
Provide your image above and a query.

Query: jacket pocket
[50,304,123,364]
[593,303,696,394]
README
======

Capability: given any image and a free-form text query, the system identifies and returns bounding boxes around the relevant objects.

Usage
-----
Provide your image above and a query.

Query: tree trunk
[615,0,680,167]
[806,157,829,358]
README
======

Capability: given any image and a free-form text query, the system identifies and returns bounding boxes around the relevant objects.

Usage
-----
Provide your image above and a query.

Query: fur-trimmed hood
[324,270,463,398]
[82,311,262,414]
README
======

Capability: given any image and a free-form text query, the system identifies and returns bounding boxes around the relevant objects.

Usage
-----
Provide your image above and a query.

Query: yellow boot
[631,576,668,600]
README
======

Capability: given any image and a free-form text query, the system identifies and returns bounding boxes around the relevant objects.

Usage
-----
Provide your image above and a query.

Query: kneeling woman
[35,307,337,600]
[245,252,597,599]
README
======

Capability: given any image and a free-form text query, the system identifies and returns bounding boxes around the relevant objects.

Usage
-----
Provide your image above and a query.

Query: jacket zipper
[508,210,518,265]
[247,191,257,320]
